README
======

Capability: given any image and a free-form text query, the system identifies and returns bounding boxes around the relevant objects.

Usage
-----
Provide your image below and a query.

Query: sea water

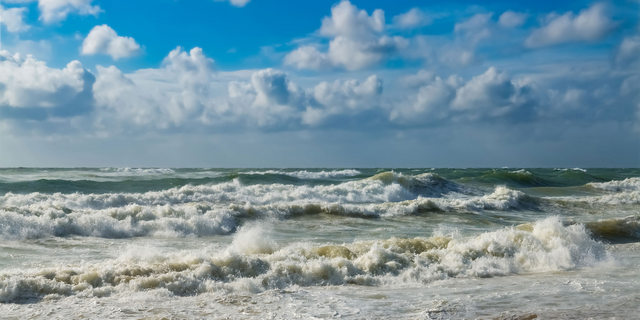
[0,168,639,319]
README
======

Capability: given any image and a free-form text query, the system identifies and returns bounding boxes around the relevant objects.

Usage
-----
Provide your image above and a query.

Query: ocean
[0,168,639,319]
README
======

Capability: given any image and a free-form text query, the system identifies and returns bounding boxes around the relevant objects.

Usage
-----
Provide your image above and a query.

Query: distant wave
[0,168,226,186]
[367,171,464,195]
[0,217,608,303]
[554,168,587,172]
[470,169,550,187]
[98,168,177,175]
[454,168,611,188]
[241,169,361,179]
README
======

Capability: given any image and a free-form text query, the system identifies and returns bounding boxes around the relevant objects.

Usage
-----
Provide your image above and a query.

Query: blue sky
[0,0,638,167]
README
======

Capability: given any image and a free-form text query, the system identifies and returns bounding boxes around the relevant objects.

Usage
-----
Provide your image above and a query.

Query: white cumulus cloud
[81,25,140,60]
[38,0,100,23]
[304,75,382,125]
[525,3,615,48]
[454,13,493,45]
[284,46,331,70]
[0,50,94,117]
[285,0,406,71]
[392,8,431,29]
[615,35,640,68]
[229,0,250,7]
[215,0,250,7]
[0,5,29,32]
[391,67,534,123]
[227,69,385,127]
[452,67,524,114]
[93,47,220,130]
[498,11,527,28]
[90,46,387,132]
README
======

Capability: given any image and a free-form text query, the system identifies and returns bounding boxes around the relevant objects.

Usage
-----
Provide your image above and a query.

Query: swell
[240,169,362,180]
[0,170,365,194]
[0,177,231,194]
[452,168,638,188]
[472,169,553,187]
[0,217,608,303]
[584,216,640,243]
[1,169,637,194]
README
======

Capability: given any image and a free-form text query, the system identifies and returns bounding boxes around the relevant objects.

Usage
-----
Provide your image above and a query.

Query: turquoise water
[0,168,639,318]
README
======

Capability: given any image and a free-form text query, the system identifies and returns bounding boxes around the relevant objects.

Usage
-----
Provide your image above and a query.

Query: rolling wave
[0,184,535,239]
[0,217,607,303]
[585,216,640,243]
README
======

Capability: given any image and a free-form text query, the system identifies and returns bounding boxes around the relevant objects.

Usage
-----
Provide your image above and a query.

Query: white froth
[0,217,609,303]
[228,223,276,254]
[588,177,640,192]
[0,174,536,239]
[0,204,238,239]
[242,169,361,179]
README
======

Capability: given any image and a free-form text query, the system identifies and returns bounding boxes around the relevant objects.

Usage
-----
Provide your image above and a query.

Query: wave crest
[588,177,640,192]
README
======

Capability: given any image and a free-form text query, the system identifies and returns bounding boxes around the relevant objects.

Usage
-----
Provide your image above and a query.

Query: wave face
[0,217,608,303]
[585,216,640,243]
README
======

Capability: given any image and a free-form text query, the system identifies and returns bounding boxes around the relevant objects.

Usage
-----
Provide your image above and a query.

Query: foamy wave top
[0,204,239,239]
[98,168,177,175]
[0,183,533,239]
[554,168,587,173]
[588,177,640,192]
[242,169,361,179]
[0,172,468,211]
[0,218,607,303]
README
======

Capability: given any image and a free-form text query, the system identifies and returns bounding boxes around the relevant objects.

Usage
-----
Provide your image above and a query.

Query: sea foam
[0,217,608,303]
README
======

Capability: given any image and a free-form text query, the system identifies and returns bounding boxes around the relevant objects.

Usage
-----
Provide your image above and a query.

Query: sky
[0,0,638,167]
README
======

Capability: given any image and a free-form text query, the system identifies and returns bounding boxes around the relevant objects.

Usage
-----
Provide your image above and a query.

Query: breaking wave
[241,169,361,179]
[554,168,588,173]
[587,177,640,192]
[0,217,608,303]
[0,178,533,239]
